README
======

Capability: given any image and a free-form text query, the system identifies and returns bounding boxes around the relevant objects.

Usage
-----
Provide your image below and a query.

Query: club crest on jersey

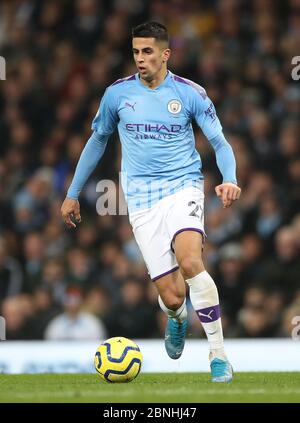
[167,99,182,114]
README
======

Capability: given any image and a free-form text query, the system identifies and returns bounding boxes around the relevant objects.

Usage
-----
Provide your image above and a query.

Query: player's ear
[162,48,171,62]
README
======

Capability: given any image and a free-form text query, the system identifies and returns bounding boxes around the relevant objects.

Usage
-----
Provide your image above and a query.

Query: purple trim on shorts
[152,266,179,282]
[196,304,221,323]
[171,228,206,253]
[110,74,135,86]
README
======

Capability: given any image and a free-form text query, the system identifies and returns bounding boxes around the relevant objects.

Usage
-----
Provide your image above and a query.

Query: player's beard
[141,67,161,83]
[142,73,153,82]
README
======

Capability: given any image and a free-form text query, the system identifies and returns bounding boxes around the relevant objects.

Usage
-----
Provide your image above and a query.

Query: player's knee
[178,256,203,279]
[164,295,185,311]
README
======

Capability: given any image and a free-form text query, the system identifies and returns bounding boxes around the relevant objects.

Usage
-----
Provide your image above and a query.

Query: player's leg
[155,268,187,323]
[154,269,188,359]
[174,230,233,382]
[129,204,188,359]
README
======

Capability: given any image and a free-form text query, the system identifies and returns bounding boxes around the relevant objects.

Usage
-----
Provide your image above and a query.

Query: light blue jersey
[67,71,237,212]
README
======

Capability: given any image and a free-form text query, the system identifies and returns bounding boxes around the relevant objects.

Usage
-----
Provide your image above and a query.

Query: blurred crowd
[0,0,300,342]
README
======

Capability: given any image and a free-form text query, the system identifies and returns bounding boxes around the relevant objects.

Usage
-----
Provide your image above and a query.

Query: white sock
[158,296,187,323]
[186,270,226,357]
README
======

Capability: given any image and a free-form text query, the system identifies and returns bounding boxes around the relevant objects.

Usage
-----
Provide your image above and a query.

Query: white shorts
[129,185,206,281]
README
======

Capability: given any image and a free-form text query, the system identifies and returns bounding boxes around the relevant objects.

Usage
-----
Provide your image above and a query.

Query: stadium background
[0,0,299,344]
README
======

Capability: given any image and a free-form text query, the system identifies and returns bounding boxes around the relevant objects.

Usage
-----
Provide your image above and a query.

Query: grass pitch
[0,373,299,403]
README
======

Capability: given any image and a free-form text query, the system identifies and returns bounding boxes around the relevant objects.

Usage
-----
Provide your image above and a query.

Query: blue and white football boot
[210,357,234,382]
[165,318,188,359]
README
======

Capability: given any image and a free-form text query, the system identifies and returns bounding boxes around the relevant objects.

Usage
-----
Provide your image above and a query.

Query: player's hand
[61,197,81,228]
[215,182,241,208]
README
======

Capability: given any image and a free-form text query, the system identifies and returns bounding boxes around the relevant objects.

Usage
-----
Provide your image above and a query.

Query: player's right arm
[61,87,118,228]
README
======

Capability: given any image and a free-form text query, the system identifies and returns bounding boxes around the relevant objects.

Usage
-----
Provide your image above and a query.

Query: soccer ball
[94,336,143,383]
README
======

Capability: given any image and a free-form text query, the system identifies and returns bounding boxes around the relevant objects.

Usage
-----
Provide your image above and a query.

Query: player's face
[132,37,170,82]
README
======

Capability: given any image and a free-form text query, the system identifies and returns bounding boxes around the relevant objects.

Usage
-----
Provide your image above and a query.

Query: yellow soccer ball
[94,337,143,383]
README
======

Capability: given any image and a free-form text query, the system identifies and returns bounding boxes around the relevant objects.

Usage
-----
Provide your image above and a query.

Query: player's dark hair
[132,21,169,44]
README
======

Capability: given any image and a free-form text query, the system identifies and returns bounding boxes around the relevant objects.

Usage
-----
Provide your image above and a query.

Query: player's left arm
[191,87,241,208]
[209,132,241,208]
